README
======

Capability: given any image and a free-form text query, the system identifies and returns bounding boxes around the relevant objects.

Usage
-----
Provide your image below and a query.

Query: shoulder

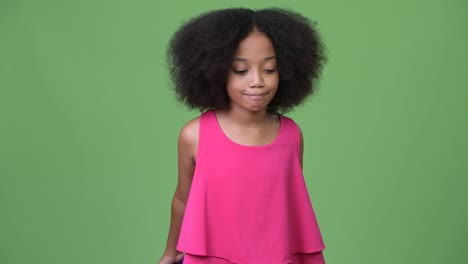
[179,116,200,147]
[280,114,304,146]
[292,118,304,145]
[280,114,302,133]
[282,115,305,167]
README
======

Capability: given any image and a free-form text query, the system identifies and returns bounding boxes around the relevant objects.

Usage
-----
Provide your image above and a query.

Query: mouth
[244,93,268,101]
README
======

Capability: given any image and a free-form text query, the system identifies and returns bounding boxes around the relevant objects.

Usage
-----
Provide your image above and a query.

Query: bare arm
[160,118,199,263]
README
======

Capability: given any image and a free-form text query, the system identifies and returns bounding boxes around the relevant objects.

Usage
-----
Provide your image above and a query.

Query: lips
[245,93,267,101]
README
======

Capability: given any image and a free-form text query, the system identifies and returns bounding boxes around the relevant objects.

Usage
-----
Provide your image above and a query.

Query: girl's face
[226,31,279,113]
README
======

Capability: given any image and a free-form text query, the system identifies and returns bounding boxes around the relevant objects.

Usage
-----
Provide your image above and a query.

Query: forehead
[233,31,276,59]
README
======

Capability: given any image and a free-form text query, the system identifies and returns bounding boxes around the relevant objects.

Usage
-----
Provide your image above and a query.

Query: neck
[217,107,271,127]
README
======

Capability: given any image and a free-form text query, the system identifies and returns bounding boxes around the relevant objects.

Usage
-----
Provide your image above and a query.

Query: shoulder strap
[279,115,301,153]
[196,110,221,159]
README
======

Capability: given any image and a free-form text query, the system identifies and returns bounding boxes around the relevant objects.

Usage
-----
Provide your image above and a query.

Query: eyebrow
[232,56,276,62]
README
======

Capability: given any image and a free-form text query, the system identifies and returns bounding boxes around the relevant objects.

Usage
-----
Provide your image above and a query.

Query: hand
[159,252,184,264]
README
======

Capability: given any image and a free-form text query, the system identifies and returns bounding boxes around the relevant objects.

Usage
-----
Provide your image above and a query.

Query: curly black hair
[167,8,327,113]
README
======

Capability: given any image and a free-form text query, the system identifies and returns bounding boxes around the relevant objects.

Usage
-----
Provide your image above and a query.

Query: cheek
[226,77,243,91]
[268,75,280,90]
[225,82,240,100]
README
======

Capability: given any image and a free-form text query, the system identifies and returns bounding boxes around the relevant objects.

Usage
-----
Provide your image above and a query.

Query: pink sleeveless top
[177,110,325,264]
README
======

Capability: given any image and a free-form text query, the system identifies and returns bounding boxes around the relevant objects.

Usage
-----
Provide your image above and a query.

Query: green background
[1,0,467,263]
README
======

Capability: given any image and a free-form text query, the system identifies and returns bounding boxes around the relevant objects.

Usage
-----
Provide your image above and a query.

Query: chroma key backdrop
[1,0,467,264]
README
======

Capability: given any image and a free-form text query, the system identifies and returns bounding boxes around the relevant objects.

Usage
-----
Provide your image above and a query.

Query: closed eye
[264,68,277,74]
[233,70,248,75]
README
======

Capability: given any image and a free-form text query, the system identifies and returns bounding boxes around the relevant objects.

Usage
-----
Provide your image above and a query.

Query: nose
[250,70,264,88]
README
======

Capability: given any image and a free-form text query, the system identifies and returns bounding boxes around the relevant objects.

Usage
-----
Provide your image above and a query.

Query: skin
[159,30,304,264]
[216,30,280,146]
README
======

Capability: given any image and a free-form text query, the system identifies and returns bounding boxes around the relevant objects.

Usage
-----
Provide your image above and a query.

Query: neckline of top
[210,110,283,148]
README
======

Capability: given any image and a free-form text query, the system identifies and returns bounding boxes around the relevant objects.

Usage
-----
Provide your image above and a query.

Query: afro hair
[167,7,327,113]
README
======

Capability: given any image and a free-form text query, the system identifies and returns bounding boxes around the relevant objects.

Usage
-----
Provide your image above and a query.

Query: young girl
[159,8,327,264]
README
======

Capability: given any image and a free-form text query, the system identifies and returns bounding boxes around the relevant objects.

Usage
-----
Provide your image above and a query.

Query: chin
[247,105,268,112]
